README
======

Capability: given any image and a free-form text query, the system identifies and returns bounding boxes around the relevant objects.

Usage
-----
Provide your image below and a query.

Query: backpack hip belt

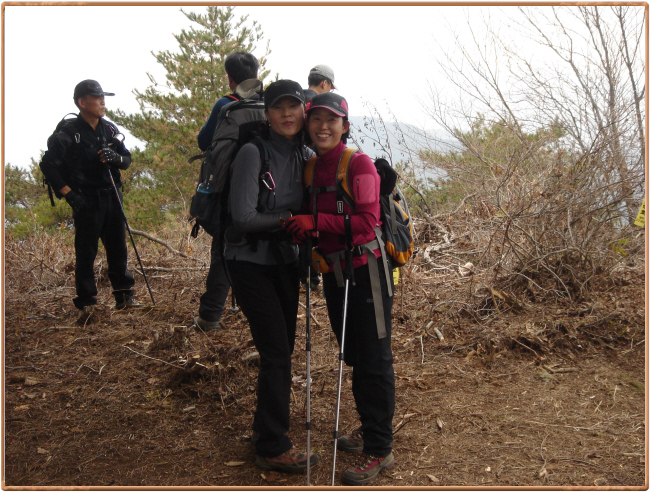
[324,226,392,339]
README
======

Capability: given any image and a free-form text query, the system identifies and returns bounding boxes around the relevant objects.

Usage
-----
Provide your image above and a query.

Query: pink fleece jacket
[309,141,382,269]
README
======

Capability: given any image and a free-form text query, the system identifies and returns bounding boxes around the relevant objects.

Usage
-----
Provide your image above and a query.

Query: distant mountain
[347,116,456,164]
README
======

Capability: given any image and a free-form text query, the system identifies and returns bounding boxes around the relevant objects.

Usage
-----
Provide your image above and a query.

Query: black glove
[99,147,123,166]
[64,190,87,214]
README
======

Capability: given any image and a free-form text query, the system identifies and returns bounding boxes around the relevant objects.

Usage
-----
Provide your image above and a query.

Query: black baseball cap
[264,80,305,109]
[73,80,115,101]
[307,92,348,117]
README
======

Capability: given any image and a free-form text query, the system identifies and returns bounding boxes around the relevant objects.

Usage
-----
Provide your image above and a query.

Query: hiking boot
[248,430,260,447]
[309,278,321,292]
[255,447,319,473]
[193,316,225,332]
[77,305,96,325]
[338,426,364,453]
[341,451,394,485]
[115,298,144,310]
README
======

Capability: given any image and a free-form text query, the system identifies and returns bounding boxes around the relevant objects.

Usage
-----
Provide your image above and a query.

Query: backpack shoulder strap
[304,155,318,188]
[335,148,358,212]
[102,119,120,137]
[250,136,272,177]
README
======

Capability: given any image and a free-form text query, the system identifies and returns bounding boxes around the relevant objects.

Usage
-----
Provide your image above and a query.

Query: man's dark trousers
[72,188,135,309]
[198,235,231,322]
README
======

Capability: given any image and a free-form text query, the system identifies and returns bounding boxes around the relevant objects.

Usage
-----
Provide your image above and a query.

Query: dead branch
[130,228,188,258]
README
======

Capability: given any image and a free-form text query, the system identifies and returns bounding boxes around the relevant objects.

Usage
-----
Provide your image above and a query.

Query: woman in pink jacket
[284,92,395,486]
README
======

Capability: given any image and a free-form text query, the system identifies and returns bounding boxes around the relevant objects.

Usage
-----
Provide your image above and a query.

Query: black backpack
[189,96,268,238]
[42,113,79,206]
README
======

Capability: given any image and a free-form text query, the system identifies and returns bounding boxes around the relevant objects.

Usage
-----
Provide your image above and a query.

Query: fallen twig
[26,313,62,320]
[122,345,184,368]
[558,459,624,484]
[419,335,425,364]
[299,302,322,327]
[543,365,576,374]
[393,418,412,436]
[510,337,540,357]
[525,420,602,431]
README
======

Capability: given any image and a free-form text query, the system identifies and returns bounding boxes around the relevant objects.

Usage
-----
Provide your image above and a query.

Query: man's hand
[99,147,123,166]
[284,214,317,242]
[64,190,87,214]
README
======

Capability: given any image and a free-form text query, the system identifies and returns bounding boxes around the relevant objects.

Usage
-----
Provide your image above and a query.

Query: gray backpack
[189,97,267,238]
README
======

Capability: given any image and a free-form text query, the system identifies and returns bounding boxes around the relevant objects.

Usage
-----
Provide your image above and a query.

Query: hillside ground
[3,231,646,488]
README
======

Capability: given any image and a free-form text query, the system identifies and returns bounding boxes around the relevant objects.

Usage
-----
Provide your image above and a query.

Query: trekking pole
[105,168,156,306]
[330,249,354,486]
[102,140,156,306]
[303,239,313,486]
[230,294,240,314]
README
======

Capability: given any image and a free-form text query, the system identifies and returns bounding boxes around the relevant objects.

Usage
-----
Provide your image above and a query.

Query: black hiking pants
[72,188,135,309]
[198,235,231,322]
[227,259,301,457]
[323,260,395,457]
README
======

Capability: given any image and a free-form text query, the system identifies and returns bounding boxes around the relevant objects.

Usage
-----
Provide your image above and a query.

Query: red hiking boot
[341,451,394,485]
[337,426,363,453]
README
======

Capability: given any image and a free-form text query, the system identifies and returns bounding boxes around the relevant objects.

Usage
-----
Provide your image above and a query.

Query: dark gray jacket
[225,129,313,265]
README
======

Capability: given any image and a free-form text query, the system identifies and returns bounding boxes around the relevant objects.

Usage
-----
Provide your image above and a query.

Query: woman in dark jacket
[224,80,317,473]
[284,92,395,485]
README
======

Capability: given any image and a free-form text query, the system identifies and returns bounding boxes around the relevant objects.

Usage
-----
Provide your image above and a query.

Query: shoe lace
[280,447,304,464]
[353,452,378,470]
[350,427,363,440]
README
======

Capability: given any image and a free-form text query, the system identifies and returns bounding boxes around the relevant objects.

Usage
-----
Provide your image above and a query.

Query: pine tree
[109,6,269,229]
[5,160,72,238]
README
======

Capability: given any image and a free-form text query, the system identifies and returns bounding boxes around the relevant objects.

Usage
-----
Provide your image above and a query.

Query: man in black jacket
[40,80,142,323]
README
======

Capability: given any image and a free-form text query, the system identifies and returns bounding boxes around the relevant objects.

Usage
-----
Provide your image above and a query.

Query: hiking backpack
[189,97,268,238]
[42,113,79,206]
[304,149,415,268]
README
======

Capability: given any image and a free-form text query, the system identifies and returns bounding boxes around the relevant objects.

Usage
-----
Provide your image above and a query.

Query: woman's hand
[284,214,317,243]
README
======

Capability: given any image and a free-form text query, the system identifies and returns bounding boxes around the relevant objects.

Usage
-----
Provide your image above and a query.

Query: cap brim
[266,94,304,108]
[307,104,346,117]
[88,91,115,97]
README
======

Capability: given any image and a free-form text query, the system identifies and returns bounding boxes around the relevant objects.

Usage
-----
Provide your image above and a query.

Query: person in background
[194,51,263,331]
[303,64,336,104]
[225,80,318,473]
[40,80,141,323]
[284,92,395,485]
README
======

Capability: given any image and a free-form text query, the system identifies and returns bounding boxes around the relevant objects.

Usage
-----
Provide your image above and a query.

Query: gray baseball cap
[309,64,336,89]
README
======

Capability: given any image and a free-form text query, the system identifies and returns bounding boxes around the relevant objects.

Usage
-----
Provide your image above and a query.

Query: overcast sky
[4,4,490,168]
